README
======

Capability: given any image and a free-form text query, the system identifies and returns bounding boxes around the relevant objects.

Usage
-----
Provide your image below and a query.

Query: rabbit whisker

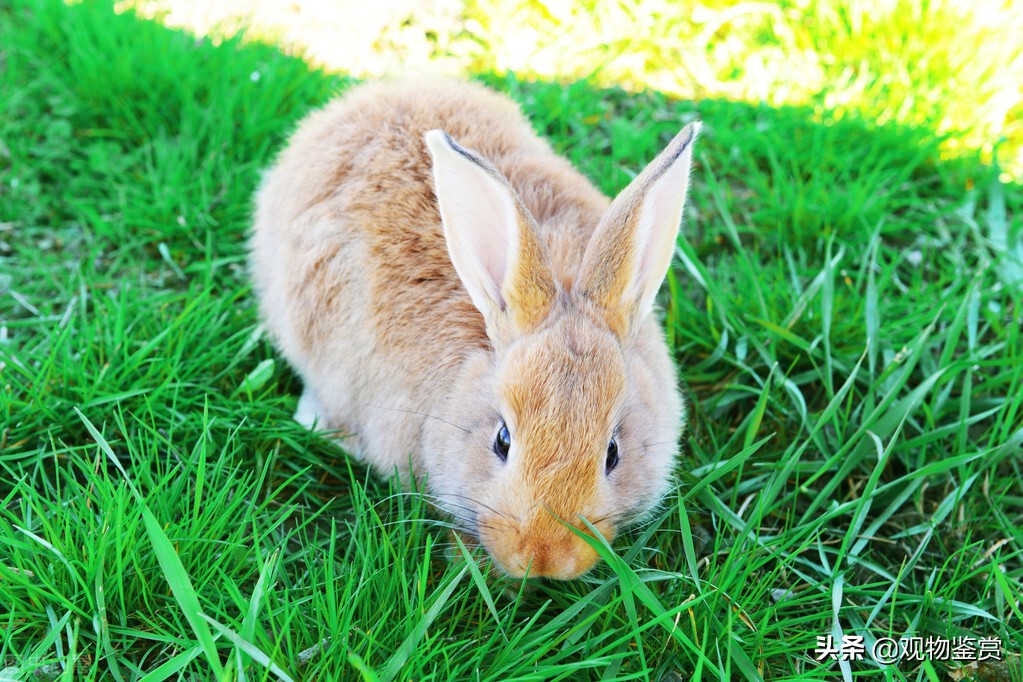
[642,440,682,448]
[441,493,511,522]
[420,495,482,522]
[351,397,471,434]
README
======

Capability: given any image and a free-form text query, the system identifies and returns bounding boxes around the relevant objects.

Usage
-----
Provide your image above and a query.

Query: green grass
[1,0,1021,680]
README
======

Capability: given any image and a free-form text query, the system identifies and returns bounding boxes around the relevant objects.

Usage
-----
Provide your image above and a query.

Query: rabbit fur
[250,79,699,579]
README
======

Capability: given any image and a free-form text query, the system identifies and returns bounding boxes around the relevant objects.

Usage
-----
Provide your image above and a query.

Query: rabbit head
[422,123,699,580]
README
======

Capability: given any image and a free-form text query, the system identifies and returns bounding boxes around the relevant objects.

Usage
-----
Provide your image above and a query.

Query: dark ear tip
[424,129,453,151]
[655,121,701,170]
[425,129,490,169]
[674,121,702,152]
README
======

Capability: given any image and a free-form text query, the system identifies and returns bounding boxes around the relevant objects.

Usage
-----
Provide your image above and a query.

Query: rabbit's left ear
[425,130,556,343]
[577,123,700,337]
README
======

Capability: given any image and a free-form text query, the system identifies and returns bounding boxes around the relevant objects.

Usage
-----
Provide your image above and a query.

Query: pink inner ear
[574,123,698,332]
[469,225,509,310]
[427,130,522,319]
[470,191,516,308]
[624,137,695,317]
[426,129,555,335]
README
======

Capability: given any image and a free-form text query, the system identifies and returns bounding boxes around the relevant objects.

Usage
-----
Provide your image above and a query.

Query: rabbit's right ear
[577,123,699,338]
[426,130,556,344]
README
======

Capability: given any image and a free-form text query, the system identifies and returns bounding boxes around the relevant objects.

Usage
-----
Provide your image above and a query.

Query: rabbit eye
[493,421,511,462]
[605,437,619,474]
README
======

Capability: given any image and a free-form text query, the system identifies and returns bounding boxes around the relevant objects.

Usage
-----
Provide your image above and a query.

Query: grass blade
[75,408,226,680]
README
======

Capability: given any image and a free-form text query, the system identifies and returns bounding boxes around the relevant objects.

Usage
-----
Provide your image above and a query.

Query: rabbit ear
[577,123,700,337]
[426,130,556,341]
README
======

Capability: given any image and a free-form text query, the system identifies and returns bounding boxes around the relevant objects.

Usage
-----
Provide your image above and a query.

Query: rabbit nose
[509,532,600,580]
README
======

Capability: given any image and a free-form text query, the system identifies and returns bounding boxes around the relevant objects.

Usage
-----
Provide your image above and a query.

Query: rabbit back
[250,80,610,475]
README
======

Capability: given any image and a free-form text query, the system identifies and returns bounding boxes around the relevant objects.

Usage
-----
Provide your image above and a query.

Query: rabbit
[250,79,699,580]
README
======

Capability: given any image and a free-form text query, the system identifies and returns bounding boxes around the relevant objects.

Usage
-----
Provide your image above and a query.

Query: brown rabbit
[250,79,699,579]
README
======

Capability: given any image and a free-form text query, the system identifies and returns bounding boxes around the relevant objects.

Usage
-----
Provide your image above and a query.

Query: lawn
[1,0,1021,680]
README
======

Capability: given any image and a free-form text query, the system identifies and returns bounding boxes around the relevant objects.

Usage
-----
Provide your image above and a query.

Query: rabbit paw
[294,389,326,430]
